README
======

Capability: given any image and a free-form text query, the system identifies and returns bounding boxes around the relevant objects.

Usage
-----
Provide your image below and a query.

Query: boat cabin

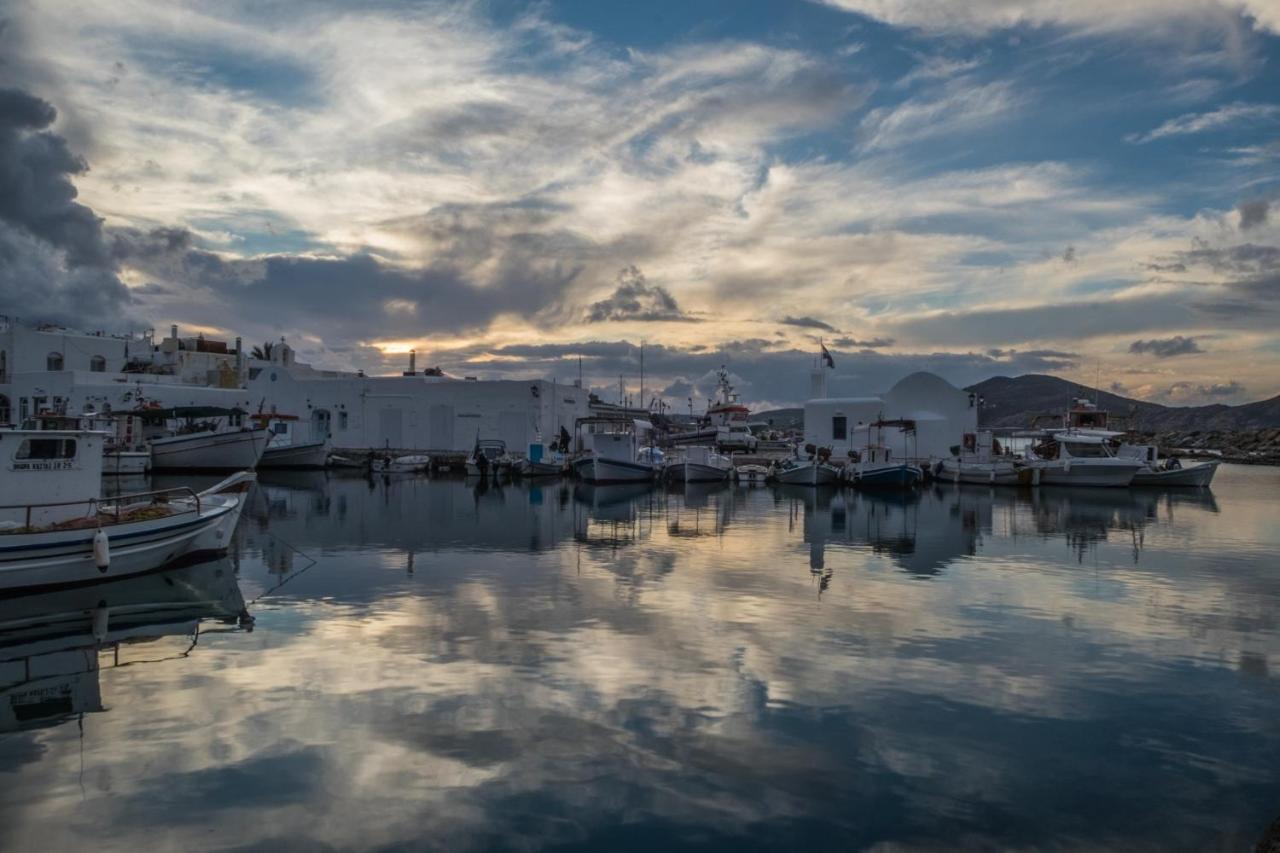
[1066,398,1109,430]
[0,428,105,528]
[1030,433,1120,461]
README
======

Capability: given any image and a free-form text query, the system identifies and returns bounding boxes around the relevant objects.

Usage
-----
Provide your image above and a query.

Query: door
[428,404,454,450]
[312,409,332,440]
[379,408,404,449]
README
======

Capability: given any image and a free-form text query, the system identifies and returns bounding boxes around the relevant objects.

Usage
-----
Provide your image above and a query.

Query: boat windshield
[1063,442,1108,458]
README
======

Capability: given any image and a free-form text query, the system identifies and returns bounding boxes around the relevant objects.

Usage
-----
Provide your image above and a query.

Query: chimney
[404,349,417,376]
[170,324,178,340]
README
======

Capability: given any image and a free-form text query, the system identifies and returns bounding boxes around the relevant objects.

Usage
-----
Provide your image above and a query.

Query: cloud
[1128,336,1204,357]
[814,0,1280,37]
[1158,379,1245,403]
[0,87,131,324]
[1126,102,1280,144]
[585,266,698,323]
[859,79,1021,152]
[833,336,895,348]
[780,315,839,332]
[1238,199,1269,230]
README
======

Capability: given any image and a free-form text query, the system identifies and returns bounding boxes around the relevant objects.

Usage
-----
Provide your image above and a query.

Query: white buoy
[92,604,109,642]
[93,529,110,572]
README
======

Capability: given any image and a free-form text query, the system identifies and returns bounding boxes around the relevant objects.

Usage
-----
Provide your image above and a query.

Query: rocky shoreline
[1147,428,1280,466]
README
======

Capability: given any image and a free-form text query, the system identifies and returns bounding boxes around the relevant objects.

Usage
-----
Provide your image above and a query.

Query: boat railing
[0,486,202,531]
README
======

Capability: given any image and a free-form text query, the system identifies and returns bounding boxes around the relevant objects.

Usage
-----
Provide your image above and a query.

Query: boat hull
[0,500,243,594]
[667,462,731,482]
[774,462,841,486]
[1031,461,1140,487]
[734,465,770,484]
[150,429,269,471]
[517,459,563,478]
[936,459,1024,486]
[1132,461,1219,487]
[850,464,922,489]
[259,440,329,469]
[585,457,655,484]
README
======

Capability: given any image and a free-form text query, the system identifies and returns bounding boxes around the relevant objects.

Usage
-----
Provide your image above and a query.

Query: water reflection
[0,558,249,733]
[1,467,1277,851]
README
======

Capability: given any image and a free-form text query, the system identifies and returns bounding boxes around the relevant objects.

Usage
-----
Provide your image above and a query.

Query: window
[19,397,29,421]
[1063,442,1106,458]
[338,411,349,430]
[272,421,288,434]
[15,438,77,460]
[47,352,64,371]
[0,394,9,425]
[832,416,847,442]
[0,350,7,382]
[89,355,106,372]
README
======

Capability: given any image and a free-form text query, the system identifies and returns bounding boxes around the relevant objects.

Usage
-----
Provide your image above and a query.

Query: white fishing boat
[936,431,1027,485]
[773,454,841,486]
[253,413,330,469]
[1025,433,1143,487]
[139,406,268,471]
[22,411,151,476]
[466,439,508,478]
[1121,445,1220,487]
[0,428,253,592]
[515,440,564,478]
[577,418,659,484]
[666,446,733,483]
[379,454,430,473]
[733,463,771,484]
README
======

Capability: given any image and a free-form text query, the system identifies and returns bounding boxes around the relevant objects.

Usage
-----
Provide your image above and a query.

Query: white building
[803,371,979,462]
[0,317,589,455]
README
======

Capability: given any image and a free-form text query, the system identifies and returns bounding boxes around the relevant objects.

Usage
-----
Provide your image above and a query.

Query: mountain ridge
[753,374,1280,432]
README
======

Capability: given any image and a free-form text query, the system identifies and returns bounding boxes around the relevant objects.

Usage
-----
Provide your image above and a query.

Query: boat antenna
[639,341,645,414]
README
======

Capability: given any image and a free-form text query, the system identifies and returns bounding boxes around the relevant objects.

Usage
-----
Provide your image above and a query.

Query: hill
[967,374,1280,431]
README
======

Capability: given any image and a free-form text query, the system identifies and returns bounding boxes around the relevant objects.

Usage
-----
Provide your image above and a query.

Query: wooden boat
[0,428,253,593]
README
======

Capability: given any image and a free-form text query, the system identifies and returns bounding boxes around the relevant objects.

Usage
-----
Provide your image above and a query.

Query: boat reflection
[784,482,1225,584]
[0,557,250,732]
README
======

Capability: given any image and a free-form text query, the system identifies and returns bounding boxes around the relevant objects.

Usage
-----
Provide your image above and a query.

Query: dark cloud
[1129,335,1204,357]
[833,336,895,348]
[1062,245,1076,263]
[585,266,698,323]
[780,315,838,332]
[0,87,132,324]
[1238,199,1269,230]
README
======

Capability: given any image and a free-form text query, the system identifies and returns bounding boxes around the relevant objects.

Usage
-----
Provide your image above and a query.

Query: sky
[1,0,1278,410]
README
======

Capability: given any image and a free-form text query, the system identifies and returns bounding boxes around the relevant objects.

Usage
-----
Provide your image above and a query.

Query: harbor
[0,464,1277,850]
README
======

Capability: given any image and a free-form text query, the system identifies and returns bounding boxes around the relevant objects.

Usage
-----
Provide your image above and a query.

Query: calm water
[3,466,1279,851]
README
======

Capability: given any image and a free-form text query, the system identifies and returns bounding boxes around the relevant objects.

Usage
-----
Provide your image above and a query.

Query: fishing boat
[466,439,508,478]
[515,439,565,478]
[253,413,330,469]
[773,447,841,486]
[1121,444,1220,487]
[1024,433,1143,487]
[935,431,1027,485]
[0,427,253,592]
[139,406,269,471]
[733,463,771,484]
[665,446,733,483]
[846,420,923,489]
[576,417,659,484]
[383,454,431,473]
[23,411,151,476]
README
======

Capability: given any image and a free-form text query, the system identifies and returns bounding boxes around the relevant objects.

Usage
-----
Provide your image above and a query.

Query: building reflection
[0,558,250,733]
[787,483,1224,583]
